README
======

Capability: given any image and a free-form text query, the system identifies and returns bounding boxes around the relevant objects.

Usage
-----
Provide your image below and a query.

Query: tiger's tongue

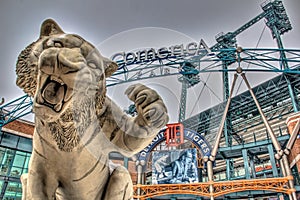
[42,81,64,105]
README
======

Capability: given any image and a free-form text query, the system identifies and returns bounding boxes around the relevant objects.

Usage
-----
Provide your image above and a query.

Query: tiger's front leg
[21,153,59,200]
[21,174,28,200]
[103,165,133,200]
[125,83,169,132]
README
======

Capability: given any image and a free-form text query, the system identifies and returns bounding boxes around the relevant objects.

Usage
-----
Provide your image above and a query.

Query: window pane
[0,150,15,176]
[4,182,22,200]
[17,138,32,152]
[1,134,18,149]
[0,180,4,194]
[0,148,6,166]
[13,154,25,168]
[24,155,30,169]
[10,167,22,177]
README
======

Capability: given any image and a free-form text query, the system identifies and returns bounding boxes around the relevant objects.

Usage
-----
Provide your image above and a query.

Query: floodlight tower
[178,62,200,123]
[213,33,237,180]
[206,0,296,181]
[262,0,300,194]
[261,0,298,112]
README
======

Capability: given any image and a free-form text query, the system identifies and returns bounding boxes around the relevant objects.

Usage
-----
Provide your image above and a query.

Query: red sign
[164,123,184,147]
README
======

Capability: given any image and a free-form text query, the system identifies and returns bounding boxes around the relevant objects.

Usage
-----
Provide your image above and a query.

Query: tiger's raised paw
[125,83,169,129]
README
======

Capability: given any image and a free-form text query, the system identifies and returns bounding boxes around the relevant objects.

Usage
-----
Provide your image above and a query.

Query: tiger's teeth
[37,93,44,104]
[54,103,62,112]
[64,88,73,102]
[50,76,64,85]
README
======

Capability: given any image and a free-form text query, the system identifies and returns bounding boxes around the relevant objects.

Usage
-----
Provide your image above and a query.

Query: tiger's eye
[88,62,97,69]
[54,41,63,47]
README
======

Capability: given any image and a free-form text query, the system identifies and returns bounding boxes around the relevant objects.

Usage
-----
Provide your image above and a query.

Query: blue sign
[184,128,211,156]
[137,128,211,163]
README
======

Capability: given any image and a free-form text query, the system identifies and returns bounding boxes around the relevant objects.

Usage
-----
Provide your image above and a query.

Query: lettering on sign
[137,128,211,163]
[111,40,211,68]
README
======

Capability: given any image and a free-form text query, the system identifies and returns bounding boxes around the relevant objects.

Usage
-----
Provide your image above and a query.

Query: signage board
[152,148,199,184]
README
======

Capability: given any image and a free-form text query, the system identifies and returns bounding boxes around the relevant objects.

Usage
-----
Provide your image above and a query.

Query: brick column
[286,112,300,172]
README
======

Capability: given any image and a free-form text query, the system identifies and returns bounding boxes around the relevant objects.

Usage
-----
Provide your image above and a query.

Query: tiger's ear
[103,57,118,77]
[40,19,64,38]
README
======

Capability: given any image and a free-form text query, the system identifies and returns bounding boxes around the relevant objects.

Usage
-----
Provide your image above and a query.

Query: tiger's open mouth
[37,75,73,112]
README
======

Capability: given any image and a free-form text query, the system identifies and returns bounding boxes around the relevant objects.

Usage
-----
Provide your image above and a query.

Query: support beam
[0,95,32,131]
[241,73,283,158]
[241,72,297,199]
[242,149,250,179]
[249,155,256,179]
[223,61,236,180]
[282,155,297,200]
[133,177,294,199]
[178,78,187,122]
[136,162,143,199]
[268,144,278,177]
[205,73,238,200]
[124,157,129,169]
[207,161,214,200]
[210,74,238,159]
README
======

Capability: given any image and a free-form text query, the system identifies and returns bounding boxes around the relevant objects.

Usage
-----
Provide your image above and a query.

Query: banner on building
[152,148,198,184]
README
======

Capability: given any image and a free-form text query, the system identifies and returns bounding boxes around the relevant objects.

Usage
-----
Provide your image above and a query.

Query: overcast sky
[1,0,299,122]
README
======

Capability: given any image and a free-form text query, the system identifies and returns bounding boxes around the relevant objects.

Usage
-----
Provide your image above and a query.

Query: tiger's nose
[58,48,85,74]
[39,48,59,75]
[39,48,84,76]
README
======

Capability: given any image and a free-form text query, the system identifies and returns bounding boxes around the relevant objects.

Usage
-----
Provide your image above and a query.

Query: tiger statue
[16,19,169,200]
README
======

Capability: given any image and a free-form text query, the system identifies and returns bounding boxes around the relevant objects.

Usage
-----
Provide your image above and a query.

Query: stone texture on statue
[16,19,169,200]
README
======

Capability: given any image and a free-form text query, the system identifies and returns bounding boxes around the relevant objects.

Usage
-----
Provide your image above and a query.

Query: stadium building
[1,0,300,199]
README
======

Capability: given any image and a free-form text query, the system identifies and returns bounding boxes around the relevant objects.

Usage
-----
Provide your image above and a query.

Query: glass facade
[0,131,32,200]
